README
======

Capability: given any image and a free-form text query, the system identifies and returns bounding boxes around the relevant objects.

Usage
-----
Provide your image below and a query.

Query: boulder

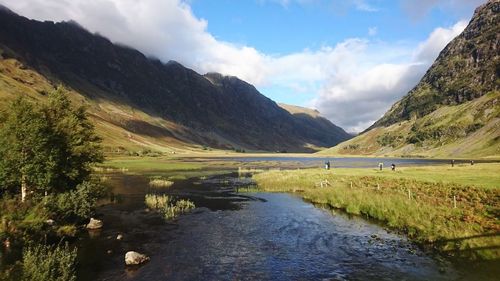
[86,218,103,230]
[125,251,150,266]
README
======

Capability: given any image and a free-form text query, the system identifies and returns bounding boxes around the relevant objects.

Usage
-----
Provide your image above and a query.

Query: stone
[117,234,124,240]
[86,218,103,230]
[125,251,150,266]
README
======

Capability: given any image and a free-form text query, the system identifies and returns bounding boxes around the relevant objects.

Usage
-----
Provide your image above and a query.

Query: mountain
[321,0,500,158]
[0,5,351,153]
[278,103,352,146]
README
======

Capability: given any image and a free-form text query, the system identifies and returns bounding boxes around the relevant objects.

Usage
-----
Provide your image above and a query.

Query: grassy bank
[103,157,204,172]
[253,163,500,259]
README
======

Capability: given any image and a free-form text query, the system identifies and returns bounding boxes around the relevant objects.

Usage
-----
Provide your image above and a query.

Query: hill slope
[0,6,351,154]
[321,0,500,158]
[279,103,352,148]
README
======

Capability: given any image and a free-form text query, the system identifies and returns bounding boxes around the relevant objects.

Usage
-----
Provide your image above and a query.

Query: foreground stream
[76,172,497,281]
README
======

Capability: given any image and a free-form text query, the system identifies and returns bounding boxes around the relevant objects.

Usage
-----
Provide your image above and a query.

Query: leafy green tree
[0,88,103,201]
[0,98,54,201]
[42,88,103,193]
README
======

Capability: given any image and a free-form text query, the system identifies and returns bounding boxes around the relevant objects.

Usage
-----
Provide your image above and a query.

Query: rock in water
[86,218,103,229]
[125,251,150,266]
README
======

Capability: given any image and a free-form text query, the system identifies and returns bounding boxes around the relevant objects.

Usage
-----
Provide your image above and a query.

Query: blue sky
[187,0,480,109]
[0,0,485,131]
[190,0,461,54]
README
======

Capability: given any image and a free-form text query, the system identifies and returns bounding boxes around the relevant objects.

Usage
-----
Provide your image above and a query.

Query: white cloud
[0,0,468,132]
[311,20,467,132]
[413,20,468,62]
[352,0,379,12]
[368,26,378,36]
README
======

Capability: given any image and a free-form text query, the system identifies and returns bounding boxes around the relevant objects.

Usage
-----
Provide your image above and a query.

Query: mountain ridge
[0,5,351,153]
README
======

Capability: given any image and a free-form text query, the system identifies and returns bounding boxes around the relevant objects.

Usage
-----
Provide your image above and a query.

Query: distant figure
[325,160,331,170]
[471,160,474,166]
[391,164,396,171]
[378,162,383,171]
[451,159,455,167]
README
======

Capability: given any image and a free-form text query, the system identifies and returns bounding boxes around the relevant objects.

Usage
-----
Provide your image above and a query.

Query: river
[76,170,498,281]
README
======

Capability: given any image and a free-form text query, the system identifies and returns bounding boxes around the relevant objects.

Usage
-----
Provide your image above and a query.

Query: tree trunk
[21,174,27,202]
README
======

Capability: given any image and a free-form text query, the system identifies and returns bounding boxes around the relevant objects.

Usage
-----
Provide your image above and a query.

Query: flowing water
[76,171,498,281]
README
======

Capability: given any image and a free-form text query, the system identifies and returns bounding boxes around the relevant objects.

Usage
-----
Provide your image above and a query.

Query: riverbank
[253,163,500,260]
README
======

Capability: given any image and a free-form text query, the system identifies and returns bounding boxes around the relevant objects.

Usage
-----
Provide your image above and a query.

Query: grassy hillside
[321,92,500,158]
[0,55,211,155]
[279,103,352,150]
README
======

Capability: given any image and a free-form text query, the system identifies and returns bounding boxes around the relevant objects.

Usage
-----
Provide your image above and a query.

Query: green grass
[144,194,195,219]
[329,164,500,189]
[104,157,203,172]
[149,178,174,188]
[253,163,500,260]
[321,91,500,158]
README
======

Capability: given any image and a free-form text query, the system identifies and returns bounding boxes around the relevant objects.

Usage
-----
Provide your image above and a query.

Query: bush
[0,197,48,239]
[44,181,103,222]
[22,243,77,281]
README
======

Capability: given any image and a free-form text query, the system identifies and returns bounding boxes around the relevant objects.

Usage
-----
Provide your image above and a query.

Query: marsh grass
[253,164,500,260]
[149,178,174,188]
[144,194,195,219]
[238,167,264,175]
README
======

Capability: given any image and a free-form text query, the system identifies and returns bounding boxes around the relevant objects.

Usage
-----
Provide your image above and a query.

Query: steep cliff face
[0,5,351,153]
[322,0,500,158]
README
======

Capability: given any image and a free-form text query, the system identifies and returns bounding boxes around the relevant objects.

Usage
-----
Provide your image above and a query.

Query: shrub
[44,181,103,222]
[22,243,77,281]
[0,197,48,239]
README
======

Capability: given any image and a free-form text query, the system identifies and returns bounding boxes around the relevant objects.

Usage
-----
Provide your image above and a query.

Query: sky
[0,0,486,132]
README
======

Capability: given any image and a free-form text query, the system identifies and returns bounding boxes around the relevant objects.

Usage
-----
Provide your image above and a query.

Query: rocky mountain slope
[321,0,499,158]
[0,5,351,153]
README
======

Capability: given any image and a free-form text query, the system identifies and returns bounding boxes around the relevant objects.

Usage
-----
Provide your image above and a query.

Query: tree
[0,88,103,201]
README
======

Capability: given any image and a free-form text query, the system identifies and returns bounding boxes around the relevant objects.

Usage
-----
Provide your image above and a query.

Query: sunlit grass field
[253,163,500,259]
